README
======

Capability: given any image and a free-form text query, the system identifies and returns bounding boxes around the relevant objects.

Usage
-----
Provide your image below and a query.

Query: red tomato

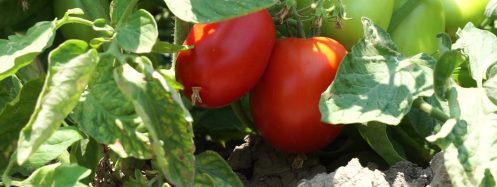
[250,37,346,153]
[175,10,276,108]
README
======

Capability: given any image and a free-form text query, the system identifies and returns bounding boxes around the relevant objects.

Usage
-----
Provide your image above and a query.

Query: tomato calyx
[291,154,307,169]
[191,87,203,106]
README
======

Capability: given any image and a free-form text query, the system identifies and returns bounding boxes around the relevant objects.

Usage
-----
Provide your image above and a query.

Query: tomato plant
[250,37,346,153]
[320,0,395,49]
[443,0,489,37]
[389,0,445,56]
[53,0,110,41]
[176,10,276,108]
[3,0,497,186]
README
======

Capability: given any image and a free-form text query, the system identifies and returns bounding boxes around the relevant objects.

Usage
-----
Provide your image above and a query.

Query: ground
[226,135,452,187]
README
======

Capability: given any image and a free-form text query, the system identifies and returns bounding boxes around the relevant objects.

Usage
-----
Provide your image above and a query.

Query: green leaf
[407,95,447,138]
[123,170,151,187]
[356,123,406,165]
[485,65,497,105]
[0,20,56,81]
[111,0,134,26]
[116,9,158,53]
[389,120,439,165]
[0,76,21,113]
[164,0,276,23]
[453,23,497,87]
[13,127,84,175]
[484,76,497,105]
[194,151,243,187]
[436,33,452,55]
[0,79,43,172]
[17,40,99,165]
[192,106,251,142]
[72,56,152,159]
[452,59,477,88]
[194,173,216,187]
[114,62,195,187]
[21,163,90,187]
[319,17,435,125]
[434,50,466,99]
[433,86,497,187]
[69,138,102,184]
[152,41,191,54]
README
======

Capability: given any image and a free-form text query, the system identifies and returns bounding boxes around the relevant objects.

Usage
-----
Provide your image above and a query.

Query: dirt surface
[228,135,452,187]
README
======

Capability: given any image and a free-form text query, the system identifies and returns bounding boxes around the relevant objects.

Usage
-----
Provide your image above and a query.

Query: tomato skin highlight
[175,10,276,108]
[250,37,346,153]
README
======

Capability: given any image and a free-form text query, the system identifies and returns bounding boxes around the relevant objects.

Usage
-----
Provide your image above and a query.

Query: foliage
[0,0,276,186]
[1,0,497,187]
[319,18,497,187]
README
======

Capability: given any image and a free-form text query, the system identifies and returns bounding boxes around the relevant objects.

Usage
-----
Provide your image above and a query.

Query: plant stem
[291,7,306,38]
[412,98,449,123]
[0,180,22,186]
[231,100,255,131]
[310,0,325,36]
[56,17,94,29]
[1,156,18,187]
[172,18,192,68]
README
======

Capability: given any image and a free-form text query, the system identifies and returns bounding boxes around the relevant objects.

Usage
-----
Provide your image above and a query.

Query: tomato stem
[412,98,449,123]
[1,154,16,187]
[231,99,256,131]
[291,7,307,38]
[309,0,325,37]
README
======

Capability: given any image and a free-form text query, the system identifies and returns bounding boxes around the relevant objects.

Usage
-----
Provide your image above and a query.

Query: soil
[227,135,453,187]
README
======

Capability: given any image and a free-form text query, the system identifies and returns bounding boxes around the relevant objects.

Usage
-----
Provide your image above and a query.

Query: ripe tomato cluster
[175,10,346,153]
[175,0,488,153]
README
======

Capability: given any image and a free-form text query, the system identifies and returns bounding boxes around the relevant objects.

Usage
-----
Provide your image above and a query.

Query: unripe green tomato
[320,0,395,49]
[443,0,489,37]
[390,0,445,56]
[53,0,110,42]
